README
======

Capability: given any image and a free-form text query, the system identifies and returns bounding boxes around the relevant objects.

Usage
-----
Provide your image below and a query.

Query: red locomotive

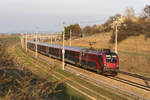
[27,41,119,75]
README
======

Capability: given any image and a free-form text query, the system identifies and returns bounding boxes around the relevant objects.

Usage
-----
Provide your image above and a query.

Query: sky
[0,0,149,33]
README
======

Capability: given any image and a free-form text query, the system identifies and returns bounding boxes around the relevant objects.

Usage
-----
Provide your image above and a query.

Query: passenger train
[27,41,119,75]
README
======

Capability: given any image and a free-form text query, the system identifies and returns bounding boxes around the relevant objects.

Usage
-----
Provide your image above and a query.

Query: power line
[25,13,144,33]
[64,18,107,26]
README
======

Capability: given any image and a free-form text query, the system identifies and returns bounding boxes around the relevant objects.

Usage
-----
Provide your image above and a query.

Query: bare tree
[143,5,150,18]
[125,7,135,19]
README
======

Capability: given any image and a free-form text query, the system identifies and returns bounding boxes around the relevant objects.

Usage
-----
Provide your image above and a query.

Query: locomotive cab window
[105,53,117,63]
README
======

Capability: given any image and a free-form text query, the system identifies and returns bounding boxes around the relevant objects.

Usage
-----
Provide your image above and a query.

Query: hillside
[54,33,150,76]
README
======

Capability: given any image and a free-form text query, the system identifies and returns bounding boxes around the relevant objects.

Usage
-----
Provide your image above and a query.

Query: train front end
[102,52,119,75]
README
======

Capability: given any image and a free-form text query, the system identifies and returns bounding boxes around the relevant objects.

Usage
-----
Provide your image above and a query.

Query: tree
[64,24,82,40]
[70,24,82,35]
[64,26,70,40]
[83,26,92,34]
[103,14,121,32]
[110,18,143,43]
[82,25,101,36]
[125,7,135,19]
[106,14,121,24]
[142,5,150,19]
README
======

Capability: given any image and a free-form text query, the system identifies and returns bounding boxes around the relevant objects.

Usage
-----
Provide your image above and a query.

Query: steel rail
[29,51,150,100]
[65,67,150,100]
[26,47,150,100]
[119,70,150,81]
[19,50,98,100]
[107,76,150,91]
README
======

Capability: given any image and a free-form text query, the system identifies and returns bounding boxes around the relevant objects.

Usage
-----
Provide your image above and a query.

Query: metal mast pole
[70,29,72,46]
[39,33,40,42]
[62,23,65,70]
[35,31,38,57]
[21,33,23,48]
[112,16,125,54]
[115,24,118,53]
[25,32,28,52]
[51,34,52,44]
[23,33,25,48]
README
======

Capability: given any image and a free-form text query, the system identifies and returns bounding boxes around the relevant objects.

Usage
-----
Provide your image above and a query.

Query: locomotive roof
[27,41,115,55]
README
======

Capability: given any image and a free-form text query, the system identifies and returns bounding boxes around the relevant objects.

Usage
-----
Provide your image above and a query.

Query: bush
[110,30,128,43]
[82,25,101,36]
[65,24,82,40]
[109,18,149,43]
[145,32,150,40]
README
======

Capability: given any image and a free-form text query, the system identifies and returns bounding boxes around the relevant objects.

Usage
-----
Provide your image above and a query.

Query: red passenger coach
[27,41,119,75]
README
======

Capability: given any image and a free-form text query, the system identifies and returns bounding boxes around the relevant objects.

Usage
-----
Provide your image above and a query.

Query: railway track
[119,71,150,88]
[27,52,150,100]
[15,47,112,100]
[65,67,150,100]
[107,76,150,91]
[21,45,150,100]
[119,71,150,81]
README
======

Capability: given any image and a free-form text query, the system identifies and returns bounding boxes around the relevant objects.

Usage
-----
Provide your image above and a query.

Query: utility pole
[25,32,28,52]
[112,16,125,53]
[62,23,65,70]
[51,34,52,44]
[39,33,41,42]
[21,33,24,48]
[115,25,118,53]
[35,31,38,57]
[69,29,72,46]
[112,21,118,53]
[23,33,26,49]
[20,33,22,48]
[55,35,56,42]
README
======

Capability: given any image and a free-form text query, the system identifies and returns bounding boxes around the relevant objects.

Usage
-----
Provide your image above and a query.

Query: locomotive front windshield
[105,53,117,63]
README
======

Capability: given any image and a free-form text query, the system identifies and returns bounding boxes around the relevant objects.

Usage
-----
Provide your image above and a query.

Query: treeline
[64,5,150,43]
[64,24,82,40]
[110,17,150,43]
[64,24,103,40]
[106,5,150,43]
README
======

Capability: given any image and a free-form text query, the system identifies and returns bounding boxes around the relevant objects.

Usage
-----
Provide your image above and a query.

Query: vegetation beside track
[13,38,127,100]
[0,36,60,100]
[14,45,89,100]
[0,36,87,100]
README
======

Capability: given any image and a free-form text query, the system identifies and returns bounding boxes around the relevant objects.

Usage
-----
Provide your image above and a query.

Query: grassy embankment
[0,36,87,100]
[52,32,150,76]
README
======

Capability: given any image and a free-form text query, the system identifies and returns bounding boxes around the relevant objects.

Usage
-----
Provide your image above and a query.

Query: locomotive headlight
[116,64,119,68]
[103,63,107,71]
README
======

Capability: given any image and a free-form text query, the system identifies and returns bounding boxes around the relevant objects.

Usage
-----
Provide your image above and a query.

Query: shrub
[110,19,146,43]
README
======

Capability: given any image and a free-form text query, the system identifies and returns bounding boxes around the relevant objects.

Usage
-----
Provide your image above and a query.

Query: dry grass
[0,36,60,100]
[52,32,112,49]
[118,35,150,53]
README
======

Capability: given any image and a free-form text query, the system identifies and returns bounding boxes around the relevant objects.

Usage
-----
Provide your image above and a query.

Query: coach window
[65,51,69,58]
[49,48,52,54]
[99,55,103,61]
[69,51,75,60]
[87,61,97,68]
